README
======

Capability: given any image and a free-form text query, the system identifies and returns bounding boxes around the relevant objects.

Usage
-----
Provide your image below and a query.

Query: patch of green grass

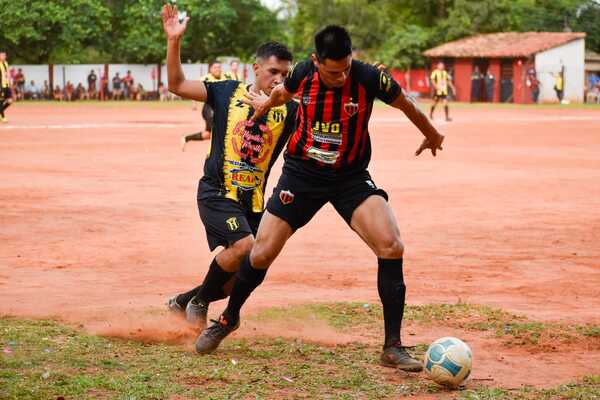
[253,302,600,347]
[459,375,600,399]
[0,317,434,400]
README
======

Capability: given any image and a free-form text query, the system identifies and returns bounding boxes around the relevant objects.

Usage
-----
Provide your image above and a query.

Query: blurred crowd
[11,69,170,102]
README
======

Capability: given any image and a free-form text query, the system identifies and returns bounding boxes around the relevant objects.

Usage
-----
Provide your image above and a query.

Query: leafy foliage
[0,0,598,65]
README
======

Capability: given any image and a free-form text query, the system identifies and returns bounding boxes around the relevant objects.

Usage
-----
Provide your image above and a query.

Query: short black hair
[315,25,352,62]
[208,60,220,68]
[255,41,293,62]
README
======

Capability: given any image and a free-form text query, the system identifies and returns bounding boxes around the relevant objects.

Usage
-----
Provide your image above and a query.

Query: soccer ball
[424,337,472,388]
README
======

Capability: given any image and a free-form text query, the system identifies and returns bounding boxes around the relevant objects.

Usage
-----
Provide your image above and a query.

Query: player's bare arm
[391,91,445,156]
[162,4,207,102]
[243,83,293,120]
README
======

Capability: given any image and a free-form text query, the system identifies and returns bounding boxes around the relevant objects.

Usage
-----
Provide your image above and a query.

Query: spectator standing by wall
[122,70,134,99]
[87,70,97,99]
[484,70,495,102]
[526,68,540,104]
[14,68,25,100]
[112,73,123,100]
[470,66,483,102]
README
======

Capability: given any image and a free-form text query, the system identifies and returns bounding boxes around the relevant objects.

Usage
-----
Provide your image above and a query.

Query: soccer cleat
[195,314,239,354]
[380,343,423,372]
[185,296,208,330]
[167,295,185,316]
[180,135,187,152]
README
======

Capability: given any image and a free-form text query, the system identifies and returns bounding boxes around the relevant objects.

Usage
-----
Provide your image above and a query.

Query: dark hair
[315,25,352,62]
[255,41,293,62]
[208,60,220,68]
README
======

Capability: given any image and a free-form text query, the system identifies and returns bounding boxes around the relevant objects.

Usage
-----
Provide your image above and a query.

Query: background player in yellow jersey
[182,61,227,149]
[429,62,455,122]
[0,52,13,123]
[162,4,298,329]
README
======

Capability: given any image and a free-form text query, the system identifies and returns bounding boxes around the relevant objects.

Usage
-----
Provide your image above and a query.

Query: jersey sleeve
[283,60,313,94]
[361,62,402,104]
[205,81,225,108]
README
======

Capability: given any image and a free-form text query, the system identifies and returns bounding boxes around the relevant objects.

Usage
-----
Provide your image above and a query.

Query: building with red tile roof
[424,32,586,103]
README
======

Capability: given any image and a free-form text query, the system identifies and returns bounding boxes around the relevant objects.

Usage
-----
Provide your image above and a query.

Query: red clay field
[1,102,599,398]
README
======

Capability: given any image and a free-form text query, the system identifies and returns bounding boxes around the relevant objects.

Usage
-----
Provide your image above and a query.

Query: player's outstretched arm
[391,92,445,157]
[161,4,207,102]
[243,84,294,121]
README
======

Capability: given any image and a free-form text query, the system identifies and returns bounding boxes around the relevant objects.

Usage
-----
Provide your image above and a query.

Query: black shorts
[434,93,447,100]
[197,179,262,251]
[202,103,214,132]
[266,169,388,232]
[1,87,12,100]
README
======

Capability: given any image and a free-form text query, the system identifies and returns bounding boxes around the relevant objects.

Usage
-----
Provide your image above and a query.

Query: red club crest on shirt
[344,100,359,117]
[279,190,295,205]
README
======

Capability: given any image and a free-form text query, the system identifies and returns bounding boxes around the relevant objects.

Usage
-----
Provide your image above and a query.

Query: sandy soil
[1,102,599,390]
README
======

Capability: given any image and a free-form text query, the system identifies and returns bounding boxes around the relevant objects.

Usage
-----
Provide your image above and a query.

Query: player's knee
[249,242,276,269]
[230,235,254,262]
[375,237,404,259]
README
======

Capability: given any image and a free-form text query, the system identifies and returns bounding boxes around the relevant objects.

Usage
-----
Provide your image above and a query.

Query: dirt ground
[1,102,599,390]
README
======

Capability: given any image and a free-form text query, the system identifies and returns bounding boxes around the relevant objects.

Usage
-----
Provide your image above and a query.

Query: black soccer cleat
[195,314,239,354]
[185,296,209,330]
[380,343,423,372]
[167,295,185,316]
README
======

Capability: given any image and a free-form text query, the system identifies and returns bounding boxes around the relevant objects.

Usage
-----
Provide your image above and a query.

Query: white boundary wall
[535,38,585,103]
[12,63,256,91]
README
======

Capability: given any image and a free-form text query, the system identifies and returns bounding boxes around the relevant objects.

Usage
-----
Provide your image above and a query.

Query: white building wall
[535,38,585,103]
[10,65,49,89]
[15,63,256,92]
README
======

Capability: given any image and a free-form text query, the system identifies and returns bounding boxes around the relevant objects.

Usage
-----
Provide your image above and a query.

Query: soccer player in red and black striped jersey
[196,26,444,372]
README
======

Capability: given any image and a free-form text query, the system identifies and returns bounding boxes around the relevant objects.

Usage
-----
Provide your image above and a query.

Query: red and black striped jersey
[283,59,401,179]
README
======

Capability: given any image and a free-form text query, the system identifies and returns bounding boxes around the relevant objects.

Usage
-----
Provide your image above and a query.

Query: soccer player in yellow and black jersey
[429,62,455,122]
[182,61,227,149]
[161,4,298,329]
[0,52,13,123]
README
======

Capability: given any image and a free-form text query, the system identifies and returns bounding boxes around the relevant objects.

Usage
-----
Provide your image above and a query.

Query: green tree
[0,0,111,63]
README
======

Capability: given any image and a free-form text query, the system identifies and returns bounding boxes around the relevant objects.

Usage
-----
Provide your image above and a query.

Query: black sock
[195,258,235,303]
[185,132,204,142]
[429,105,435,118]
[175,284,203,307]
[444,105,449,119]
[222,255,267,324]
[377,258,406,348]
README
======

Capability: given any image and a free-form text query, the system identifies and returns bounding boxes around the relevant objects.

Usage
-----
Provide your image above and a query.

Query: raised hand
[415,134,444,157]
[161,3,189,40]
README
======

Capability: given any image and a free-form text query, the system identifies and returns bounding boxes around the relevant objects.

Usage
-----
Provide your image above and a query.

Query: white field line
[1,115,599,130]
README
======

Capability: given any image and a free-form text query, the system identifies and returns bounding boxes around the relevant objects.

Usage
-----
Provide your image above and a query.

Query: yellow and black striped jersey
[431,69,449,96]
[0,62,9,89]
[202,81,298,213]
[224,71,241,81]
[202,73,226,83]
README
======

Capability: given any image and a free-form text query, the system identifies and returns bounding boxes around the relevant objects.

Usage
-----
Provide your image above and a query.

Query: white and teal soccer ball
[424,337,472,388]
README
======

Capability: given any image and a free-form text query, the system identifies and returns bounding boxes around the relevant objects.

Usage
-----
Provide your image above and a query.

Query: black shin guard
[444,105,449,119]
[195,258,235,303]
[223,255,267,324]
[377,258,406,348]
